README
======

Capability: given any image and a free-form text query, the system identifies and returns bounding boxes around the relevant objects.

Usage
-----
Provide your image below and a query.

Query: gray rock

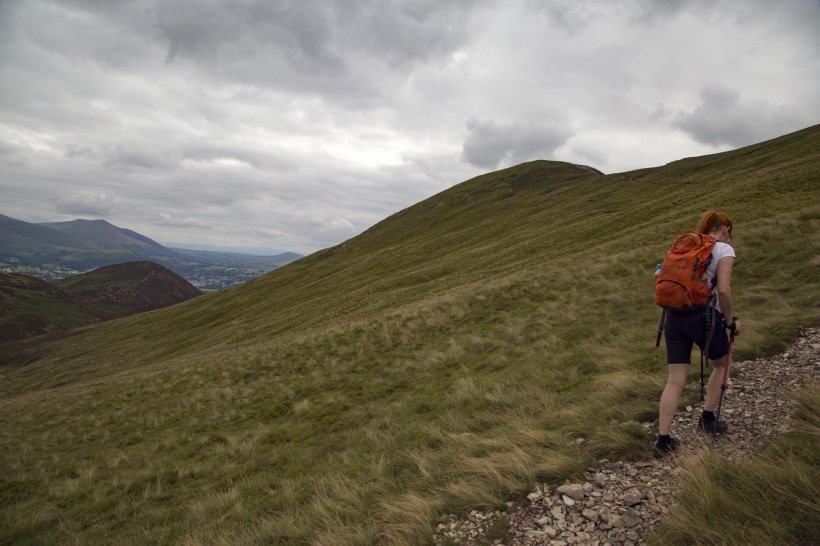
[622,488,643,506]
[622,511,642,528]
[557,483,585,501]
[582,508,598,521]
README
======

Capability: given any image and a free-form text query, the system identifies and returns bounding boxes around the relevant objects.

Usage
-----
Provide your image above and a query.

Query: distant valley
[0,214,303,289]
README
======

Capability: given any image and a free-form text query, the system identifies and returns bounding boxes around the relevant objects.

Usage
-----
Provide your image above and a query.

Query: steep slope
[0,125,817,546]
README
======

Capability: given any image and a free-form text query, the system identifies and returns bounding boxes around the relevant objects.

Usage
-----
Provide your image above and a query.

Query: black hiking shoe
[697,416,729,434]
[652,437,680,459]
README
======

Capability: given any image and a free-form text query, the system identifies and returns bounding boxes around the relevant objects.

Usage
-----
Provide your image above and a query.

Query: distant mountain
[0,213,96,253]
[168,247,303,266]
[0,215,302,287]
[0,261,201,343]
[162,242,299,256]
[43,219,172,254]
[0,215,155,276]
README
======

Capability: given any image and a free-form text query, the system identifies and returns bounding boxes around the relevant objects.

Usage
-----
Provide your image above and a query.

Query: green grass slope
[1,125,818,545]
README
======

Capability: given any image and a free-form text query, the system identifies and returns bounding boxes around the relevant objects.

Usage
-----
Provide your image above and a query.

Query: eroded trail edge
[434,328,819,546]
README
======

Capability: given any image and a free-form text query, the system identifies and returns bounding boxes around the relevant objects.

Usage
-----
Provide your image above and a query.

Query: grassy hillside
[1,125,818,545]
[0,273,110,341]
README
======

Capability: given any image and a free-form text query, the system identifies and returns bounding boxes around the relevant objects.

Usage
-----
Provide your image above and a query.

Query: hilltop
[55,260,203,317]
[0,261,201,343]
[43,219,169,253]
[0,125,818,545]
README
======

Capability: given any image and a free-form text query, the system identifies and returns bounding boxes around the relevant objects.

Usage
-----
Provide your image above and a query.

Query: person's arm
[715,256,740,334]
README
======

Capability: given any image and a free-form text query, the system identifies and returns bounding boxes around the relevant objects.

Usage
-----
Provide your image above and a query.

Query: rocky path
[434,328,819,546]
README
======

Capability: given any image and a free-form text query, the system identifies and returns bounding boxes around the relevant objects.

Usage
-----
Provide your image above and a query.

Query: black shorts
[664,308,729,364]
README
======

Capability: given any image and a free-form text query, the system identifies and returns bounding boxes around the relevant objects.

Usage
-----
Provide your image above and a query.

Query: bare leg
[659,364,690,435]
[703,356,727,411]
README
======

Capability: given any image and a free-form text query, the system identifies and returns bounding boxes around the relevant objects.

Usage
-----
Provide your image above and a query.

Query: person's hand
[728,318,740,336]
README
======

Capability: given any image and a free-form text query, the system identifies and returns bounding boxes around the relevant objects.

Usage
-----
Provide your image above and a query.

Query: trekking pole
[713,322,737,445]
[655,309,666,348]
[702,302,717,402]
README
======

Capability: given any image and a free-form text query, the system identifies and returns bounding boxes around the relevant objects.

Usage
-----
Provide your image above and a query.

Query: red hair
[697,211,733,235]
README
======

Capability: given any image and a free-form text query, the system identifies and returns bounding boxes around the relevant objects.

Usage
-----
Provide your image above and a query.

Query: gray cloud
[462,119,572,169]
[56,191,116,216]
[673,87,804,148]
[1,0,818,254]
[144,0,475,102]
[155,212,210,228]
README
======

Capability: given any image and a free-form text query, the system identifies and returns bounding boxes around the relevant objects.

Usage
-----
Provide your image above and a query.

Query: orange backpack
[654,232,716,310]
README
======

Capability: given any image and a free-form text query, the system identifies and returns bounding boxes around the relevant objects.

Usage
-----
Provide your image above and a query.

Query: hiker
[654,211,740,458]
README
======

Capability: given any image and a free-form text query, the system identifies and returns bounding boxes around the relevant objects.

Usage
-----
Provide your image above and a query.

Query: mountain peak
[41,218,165,251]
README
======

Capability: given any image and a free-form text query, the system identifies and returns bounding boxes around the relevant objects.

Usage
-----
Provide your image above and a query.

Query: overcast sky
[1,0,818,254]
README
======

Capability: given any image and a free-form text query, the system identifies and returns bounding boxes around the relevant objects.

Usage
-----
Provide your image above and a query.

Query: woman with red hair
[654,211,741,458]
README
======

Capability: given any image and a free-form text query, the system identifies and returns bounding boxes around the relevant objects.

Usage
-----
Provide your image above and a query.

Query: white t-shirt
[708,241,736,312]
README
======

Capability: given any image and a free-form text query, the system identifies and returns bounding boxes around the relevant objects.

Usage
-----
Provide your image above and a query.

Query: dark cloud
[630,0,697,23]
[147,0,472,99]
[103,145,180,172]
[673,87,803,148]
[462,119,572,169]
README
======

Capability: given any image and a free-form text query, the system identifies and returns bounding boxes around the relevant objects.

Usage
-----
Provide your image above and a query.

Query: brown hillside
[1,261,201,344]
[55,260,202,317]
[0,273,109,342]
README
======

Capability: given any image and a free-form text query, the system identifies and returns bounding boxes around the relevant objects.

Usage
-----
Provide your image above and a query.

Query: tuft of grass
[486,516,510,541]
[649,383,820,546]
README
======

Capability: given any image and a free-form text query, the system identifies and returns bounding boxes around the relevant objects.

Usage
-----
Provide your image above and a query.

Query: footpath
[434,328,819,546]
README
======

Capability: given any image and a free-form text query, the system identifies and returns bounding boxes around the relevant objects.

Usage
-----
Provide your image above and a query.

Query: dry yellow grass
[1,126,818,545]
